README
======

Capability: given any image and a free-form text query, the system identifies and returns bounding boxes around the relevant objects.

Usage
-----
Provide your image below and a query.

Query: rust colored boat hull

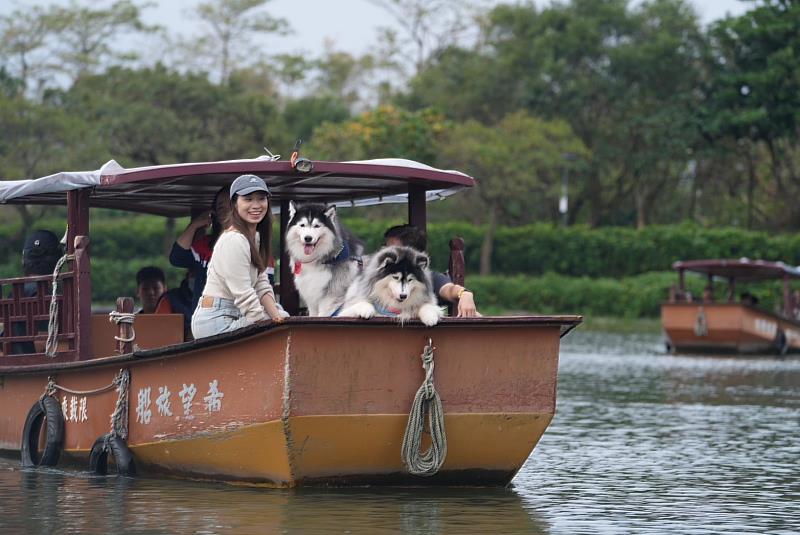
[0,316,579,487]
[661,303,800,354]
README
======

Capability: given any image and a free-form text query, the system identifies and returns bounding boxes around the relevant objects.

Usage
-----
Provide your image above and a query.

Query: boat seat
[91,313,184,358]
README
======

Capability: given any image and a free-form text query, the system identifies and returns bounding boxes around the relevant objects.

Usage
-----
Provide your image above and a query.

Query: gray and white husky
[285,202,364,316]
[339,246,442,326]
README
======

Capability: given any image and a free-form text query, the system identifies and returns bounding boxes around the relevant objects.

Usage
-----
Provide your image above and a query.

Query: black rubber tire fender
[20,396,65,468]
[89,434,137,477]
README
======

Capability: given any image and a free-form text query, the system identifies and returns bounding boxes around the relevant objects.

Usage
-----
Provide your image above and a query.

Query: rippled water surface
[1,330,798,534]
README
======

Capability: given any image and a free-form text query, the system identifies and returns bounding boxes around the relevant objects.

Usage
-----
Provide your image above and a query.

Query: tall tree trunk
[586,169,602,228]
[746,146,756,230]
[634,181,646,230]
[479,202,498,276]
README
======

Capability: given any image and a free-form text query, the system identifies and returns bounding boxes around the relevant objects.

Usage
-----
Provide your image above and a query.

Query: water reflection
[0,464,548,534]
[1,330,798,534]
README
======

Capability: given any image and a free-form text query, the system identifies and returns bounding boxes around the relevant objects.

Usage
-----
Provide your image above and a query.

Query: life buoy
[21,396,65,468]
[89,433,136,476]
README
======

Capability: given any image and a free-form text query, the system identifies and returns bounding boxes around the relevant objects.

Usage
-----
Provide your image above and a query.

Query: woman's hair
[210,185,229,248]
[229,193,271,272]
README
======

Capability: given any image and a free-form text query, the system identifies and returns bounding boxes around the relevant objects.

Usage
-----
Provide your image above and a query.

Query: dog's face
[286,202,338,261]
[371,246,430,307]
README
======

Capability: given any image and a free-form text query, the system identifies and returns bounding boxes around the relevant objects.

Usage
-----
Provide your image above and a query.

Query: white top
[203,230,275,322]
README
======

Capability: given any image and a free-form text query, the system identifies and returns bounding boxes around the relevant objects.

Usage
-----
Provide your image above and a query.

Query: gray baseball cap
[230,174,271,199]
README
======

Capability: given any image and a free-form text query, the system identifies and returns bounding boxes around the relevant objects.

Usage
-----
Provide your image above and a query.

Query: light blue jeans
[191,297,256,339]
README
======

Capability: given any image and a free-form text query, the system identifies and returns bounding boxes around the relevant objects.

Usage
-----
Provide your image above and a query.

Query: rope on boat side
[109,368,130,439]
[108,311,137,343]
[42,368,130,439]
[45,254,75,357]
[401,338,447,476]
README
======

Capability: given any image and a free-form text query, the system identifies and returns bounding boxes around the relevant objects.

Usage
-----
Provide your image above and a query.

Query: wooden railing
[0,236,91,365]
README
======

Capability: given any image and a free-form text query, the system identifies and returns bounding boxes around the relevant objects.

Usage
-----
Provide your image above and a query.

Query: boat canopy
[0,157,475,217]
[672,259,800,281]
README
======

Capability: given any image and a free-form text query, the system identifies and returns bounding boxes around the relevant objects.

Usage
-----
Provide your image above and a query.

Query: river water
[1,330,798,534]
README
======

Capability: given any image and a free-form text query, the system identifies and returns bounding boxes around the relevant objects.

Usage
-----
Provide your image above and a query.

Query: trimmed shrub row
[3,217,799,280]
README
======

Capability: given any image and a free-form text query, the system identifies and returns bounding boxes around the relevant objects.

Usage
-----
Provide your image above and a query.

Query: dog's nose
[398,293,407,301]
[303,236,313,243]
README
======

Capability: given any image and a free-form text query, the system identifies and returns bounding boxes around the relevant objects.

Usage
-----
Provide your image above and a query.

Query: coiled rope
[44,254,75,357]
[401,339,447,476]
[108,311,137,344]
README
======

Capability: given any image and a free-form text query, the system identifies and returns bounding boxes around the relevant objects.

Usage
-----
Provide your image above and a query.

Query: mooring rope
[401,338,447,476]
[42,368,130,440]
[44,254,75,357]
[108,311,137,343]
[109,368,130,439]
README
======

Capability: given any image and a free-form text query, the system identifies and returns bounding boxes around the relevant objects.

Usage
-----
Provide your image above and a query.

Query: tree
[438,112,587,275]
[309,105,445,164]
[61,65,282,166]
[0,6,54,95]
[369,0,482,77]
[190,0,290,83]
[47,0,157,81]
[704,0,800,228]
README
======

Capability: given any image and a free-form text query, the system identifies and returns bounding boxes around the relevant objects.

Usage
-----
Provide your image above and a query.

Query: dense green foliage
[2,218,799,308]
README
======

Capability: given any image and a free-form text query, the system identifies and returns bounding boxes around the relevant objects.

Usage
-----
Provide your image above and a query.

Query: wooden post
[728,278,736,302]
[783,275,791,317]
[448,238,466,317]
[408,185,427,232]
[115,297,134,354]
[678,269,685,294]
[68,189,91,360]
[279,200,299,315]
[73,236,92,360]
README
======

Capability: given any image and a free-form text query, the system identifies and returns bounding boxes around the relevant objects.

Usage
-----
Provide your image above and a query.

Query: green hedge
[3,217,800,281]
[467,272,784,318]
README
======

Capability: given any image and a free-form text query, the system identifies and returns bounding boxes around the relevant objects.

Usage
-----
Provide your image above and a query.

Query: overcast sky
[1,0,752,60]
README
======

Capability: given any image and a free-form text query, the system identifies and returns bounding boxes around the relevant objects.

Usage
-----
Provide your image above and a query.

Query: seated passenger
[740,292,759,307]
[383,224,480,317]
[136,266,167,314]
[191,175,288,339]
[155,269,195,340]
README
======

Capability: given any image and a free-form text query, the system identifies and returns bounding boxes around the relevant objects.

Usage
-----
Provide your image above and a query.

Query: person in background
[155,268,195,340]
[170,186,228,312]
[383,224,479,317]
[136,266,166,314]
[10,230,62,354]
[191,175,287,339]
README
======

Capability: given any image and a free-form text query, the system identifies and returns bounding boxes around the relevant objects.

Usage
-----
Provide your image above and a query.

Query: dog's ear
[288,201,297,221]
[415,252,430,270]
[324,204,337,223]
[377,248,398,269]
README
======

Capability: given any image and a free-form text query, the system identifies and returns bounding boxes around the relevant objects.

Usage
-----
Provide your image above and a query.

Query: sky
[0,0,753,60]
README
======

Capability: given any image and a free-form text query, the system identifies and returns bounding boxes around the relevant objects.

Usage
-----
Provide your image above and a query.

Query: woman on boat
[191,175,288,339]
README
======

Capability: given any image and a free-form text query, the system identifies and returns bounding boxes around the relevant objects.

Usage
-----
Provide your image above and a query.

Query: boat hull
[661,303,800,354]
[0,317,578,486]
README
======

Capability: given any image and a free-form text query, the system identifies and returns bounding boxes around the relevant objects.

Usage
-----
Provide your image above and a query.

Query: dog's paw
[340,301,376,319]
[418,304,443,327]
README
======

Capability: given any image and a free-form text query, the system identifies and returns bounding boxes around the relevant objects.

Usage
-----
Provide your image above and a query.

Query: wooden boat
[0,157,581,486]
[662,259,800,355]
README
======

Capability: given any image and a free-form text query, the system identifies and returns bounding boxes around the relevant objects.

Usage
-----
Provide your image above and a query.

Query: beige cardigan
[203,230,275,322]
